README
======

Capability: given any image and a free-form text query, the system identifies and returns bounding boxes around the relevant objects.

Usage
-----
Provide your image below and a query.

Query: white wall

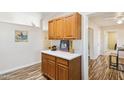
[0,22,43,74]
[88,20,102,59]
[0,12,42,27]
[118,30,124,47]
[88,28,94,58]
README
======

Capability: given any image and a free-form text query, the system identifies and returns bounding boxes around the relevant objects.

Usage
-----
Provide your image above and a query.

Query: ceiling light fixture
[117,20,123,24]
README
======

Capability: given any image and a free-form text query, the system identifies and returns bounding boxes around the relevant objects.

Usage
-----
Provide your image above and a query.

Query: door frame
[88,27,94,60]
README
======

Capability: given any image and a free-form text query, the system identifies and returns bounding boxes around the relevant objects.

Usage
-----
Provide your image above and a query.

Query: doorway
[88,12,124,80]
[108,32,117,50]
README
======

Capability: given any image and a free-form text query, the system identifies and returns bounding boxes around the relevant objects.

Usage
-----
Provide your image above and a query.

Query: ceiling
[89,12,124,27]
[41,12,72,22]
[42,12,69,19]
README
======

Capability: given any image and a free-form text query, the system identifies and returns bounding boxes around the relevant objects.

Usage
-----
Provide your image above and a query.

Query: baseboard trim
[0,61,41,75]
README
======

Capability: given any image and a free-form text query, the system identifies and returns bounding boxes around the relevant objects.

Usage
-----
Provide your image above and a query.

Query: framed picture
[15,30,28,42]
[60,40,69,52]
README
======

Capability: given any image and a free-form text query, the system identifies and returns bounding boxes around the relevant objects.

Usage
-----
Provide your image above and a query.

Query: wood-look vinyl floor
[89,55,124,80]
[1,55,124,80]
[0,63,47,80]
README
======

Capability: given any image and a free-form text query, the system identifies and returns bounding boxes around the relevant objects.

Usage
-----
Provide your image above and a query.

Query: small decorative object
[51,45,57,51]
[69,40,74,53]
[48,46,51,50]
[60,40,69,52]
[15,30,28,42]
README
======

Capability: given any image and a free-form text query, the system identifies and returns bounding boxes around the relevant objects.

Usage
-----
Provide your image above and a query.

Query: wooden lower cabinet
[42,58,48,75]
[47,60,55,79]
[42,54,56,80]
[42,53,81,80]
[56,64,69,80]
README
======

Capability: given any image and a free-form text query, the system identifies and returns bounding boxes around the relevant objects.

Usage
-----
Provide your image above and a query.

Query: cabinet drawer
[56,58,68,66]
[42,53,55,61]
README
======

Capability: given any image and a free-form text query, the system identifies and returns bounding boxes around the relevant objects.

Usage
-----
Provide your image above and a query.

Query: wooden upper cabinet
[48,13,81,40]
[64,13,81,39]
[64,15,75,39]
[56,18,64,39]
[48,20,56,39]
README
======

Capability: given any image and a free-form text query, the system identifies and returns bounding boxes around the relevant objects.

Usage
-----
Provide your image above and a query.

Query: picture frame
[15,30,28,42]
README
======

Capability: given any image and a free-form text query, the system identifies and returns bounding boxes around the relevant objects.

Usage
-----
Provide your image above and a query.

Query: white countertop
[41,50,81,60]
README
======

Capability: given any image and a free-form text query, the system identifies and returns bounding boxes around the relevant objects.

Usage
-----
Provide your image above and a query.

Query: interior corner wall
[88,20,102,59]
[0,22,43,74]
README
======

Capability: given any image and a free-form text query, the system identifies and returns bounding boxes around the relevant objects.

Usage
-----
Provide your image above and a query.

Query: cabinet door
[64,15,76,39]
[56,64,68,80]
[56,18,64,39]
[47,60,56,79]
[48,13,81,40]
[48,20,56,39]
[42,58,48,75]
